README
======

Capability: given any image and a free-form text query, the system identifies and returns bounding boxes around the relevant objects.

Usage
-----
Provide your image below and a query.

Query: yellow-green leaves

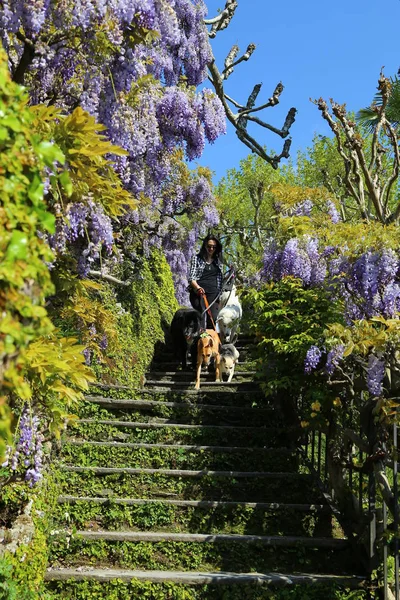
[30,105,137,218]
[0,48,95,460]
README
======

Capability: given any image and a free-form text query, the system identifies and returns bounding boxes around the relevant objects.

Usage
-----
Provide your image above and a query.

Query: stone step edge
[77,418,281,431]
[44,568,365,586]
[51,530,349,548]
[146,371,257,377]
[62,440,294,454]
[149,361,254,368]
[139,389,264,396]
[58,496,329,512]
[84,396,271,413]
[60,466,308,478]
[146,384,260,392]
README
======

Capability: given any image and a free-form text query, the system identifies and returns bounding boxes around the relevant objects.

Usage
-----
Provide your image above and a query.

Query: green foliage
[0,46,55,414]
[82,248,178,387]
[31,105,136,218]
[357,75,400,132]
[241,278,343,400]
[215,153,297,277]
[0,47,94,461]
[0,475,58,600]
[296,134,349,210]
[46,580,368,600]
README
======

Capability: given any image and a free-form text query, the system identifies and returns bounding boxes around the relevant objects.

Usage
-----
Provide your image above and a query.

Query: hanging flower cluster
[2,405,44,487]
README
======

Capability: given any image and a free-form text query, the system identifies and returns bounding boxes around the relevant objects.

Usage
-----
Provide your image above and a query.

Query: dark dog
[170,308,202,370]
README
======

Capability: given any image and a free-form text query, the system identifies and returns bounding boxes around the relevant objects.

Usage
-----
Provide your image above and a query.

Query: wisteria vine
[261,224,400,398]
[2,405,44,487]
[1,1,227,302]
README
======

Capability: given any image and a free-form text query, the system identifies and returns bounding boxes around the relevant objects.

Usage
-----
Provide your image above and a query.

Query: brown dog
[195,329,221,390]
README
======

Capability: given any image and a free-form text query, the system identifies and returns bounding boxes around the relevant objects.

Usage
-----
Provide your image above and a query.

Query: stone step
[53,530,349,548]
[61,441,297,472]
[48,531,361,578]
[83,395,271,414]
[133,388,265,400]
[76,418,277,431]
[54,494,335,536]
[72,418,295,448]
[44,567,365,587]
[57,468,319,504]
[62,440,291,453]
[143,382,260,392]
[146,370,257,378]
[149,361,256,371]
[60,465,309,479]
[58,496,330,512]
[145,375,256,385]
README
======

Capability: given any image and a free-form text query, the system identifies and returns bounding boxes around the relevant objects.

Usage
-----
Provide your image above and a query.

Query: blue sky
[197,0,400,182]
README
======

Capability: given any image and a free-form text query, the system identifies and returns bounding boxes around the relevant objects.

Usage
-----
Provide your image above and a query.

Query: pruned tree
[314,72,400,224]
[205,0,297,169]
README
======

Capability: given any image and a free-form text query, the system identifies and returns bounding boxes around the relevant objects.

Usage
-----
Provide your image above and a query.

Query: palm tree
[356,72,400,132]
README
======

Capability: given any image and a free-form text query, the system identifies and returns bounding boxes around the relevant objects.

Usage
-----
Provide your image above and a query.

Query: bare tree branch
[88,270,133,287]
[222,43,256,80]
[205,2,296,169]
[208,59,295,169]
[314,97,369,221]
[314,72,400,224]
[205,0,238,37]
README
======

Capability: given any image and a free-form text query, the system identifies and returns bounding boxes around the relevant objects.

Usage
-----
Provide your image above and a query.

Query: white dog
[220,343,240,382]
[219,284,238,309]
[216,288,242,344]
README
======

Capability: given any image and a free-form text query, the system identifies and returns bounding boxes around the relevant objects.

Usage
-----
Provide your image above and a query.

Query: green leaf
[27,174,44,205]
[35,207,56,233]
[59,170,73,197]
[2,115,22,131]
[6,230,28,260]
[36,140,65,166]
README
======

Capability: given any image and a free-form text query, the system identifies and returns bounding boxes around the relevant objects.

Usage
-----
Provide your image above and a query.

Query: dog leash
[199,266,236,317]
[200,293,221,344]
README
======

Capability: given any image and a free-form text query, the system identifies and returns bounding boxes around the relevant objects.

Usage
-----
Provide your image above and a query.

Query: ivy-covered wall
[0,248,179,598]
[82,248,179,387]
[0,475,58,599]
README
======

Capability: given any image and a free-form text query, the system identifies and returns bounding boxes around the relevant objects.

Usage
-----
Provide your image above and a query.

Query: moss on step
[48,536,360,576]
[59,443,298,472]
[45,579,369,600]
[69,420,292,448]
[55,470,321,504]
[53,499,335,537]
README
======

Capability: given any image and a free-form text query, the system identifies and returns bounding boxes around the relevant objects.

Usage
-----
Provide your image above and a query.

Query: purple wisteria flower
[304,345,322,374]
[325,344,345,375]
[367,354,385,397]
[280,239,311,285]
[292,199,313,217]
[326,200,341,224]
[4,405,44,487]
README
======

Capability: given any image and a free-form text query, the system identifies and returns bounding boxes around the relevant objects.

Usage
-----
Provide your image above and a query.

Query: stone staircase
[44,336,367,598]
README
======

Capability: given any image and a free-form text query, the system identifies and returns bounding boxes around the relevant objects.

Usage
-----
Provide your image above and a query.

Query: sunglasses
[207,244,217,249]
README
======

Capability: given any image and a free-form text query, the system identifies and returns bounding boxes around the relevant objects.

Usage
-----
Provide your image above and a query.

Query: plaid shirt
[188,254,223,292]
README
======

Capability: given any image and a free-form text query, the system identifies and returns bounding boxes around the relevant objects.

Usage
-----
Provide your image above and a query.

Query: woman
[188,234,223,329]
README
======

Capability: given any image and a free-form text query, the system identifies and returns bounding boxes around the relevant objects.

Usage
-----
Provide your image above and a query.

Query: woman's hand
[196,287,205,296]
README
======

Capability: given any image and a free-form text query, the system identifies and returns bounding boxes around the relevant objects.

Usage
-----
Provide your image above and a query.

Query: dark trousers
[189,291,219,329]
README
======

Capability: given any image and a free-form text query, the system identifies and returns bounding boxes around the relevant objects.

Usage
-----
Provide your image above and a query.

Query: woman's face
[206,240,217,258]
